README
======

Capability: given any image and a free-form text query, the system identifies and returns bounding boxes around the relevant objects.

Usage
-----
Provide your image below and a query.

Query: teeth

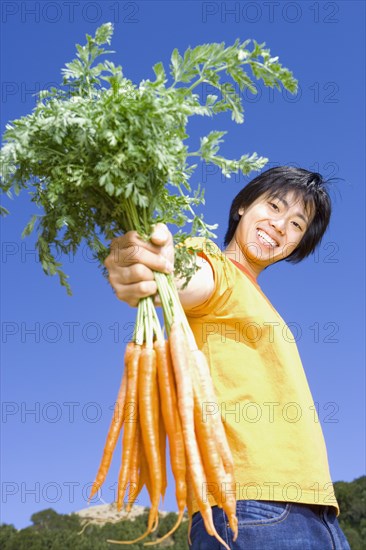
[257,229,277,247]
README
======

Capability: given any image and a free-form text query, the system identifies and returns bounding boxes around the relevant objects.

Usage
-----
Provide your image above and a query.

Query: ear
[238,207,244,216]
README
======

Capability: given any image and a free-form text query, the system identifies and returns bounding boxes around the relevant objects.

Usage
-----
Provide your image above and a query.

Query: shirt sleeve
[179,237,234,317]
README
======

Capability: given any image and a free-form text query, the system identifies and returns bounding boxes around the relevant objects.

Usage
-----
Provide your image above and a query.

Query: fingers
[112,280,158,308]
[106,245,173,274]
[106,230,174,274]
[110,224,172,255]
[104,226,174,307]
[150,223,173,247]
[109,264,154,286]
[108,264,156,307]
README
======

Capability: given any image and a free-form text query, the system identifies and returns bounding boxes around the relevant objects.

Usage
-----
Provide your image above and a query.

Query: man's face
[234,190,313,267]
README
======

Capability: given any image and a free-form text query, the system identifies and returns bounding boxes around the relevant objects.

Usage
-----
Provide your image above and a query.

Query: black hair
[223,166,335,264]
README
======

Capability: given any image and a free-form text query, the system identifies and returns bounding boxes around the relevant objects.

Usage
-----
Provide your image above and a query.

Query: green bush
[335,476,366,550]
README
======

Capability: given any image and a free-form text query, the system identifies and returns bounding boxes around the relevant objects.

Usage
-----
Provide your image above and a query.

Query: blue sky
[1,0,365,530]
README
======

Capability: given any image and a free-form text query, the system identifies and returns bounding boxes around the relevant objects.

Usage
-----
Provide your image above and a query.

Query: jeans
[189,500,351,549]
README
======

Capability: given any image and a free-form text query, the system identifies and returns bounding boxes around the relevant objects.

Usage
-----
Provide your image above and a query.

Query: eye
[292,221,302,230]
[269,202,279,210]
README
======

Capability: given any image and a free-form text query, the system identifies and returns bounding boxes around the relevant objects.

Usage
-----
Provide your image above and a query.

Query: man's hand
[104,223,174,307]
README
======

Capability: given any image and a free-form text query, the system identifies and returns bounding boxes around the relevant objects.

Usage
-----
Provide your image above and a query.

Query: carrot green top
[183,237,340,517]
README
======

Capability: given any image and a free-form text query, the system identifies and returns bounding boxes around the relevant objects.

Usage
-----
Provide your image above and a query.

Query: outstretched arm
[104,223,214,311]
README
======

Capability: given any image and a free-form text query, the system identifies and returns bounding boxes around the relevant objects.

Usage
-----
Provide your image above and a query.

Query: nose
[271,218,286,235]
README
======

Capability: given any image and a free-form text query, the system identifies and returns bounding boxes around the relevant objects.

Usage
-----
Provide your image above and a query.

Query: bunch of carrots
[87,280,238,548]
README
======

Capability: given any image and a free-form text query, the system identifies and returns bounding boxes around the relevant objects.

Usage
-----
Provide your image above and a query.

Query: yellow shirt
[183,237,340,516]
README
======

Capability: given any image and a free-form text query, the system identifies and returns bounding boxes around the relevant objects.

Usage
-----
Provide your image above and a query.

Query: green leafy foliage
[0,507,189,549]
[0,23,298,294]
[334,476,366,549]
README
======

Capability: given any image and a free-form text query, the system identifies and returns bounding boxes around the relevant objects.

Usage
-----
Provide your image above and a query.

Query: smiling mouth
[256,229,279,248]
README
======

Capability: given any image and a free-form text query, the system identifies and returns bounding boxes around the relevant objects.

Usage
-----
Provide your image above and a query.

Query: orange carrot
[107,346,161,545]
[193,349,235,477]
[154,339,186,514]
[137,434,153,502]
[125,426,153,514]
[143,339,187,546]
[125,422,141,513]
[192,348,238,540]
[116,343,141,511]
[88,341,134,502]
[186,471,194,546]
[159,406,167,504]
[192,366,226,506]
[138,347,161,532]
[169,322,231,550]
